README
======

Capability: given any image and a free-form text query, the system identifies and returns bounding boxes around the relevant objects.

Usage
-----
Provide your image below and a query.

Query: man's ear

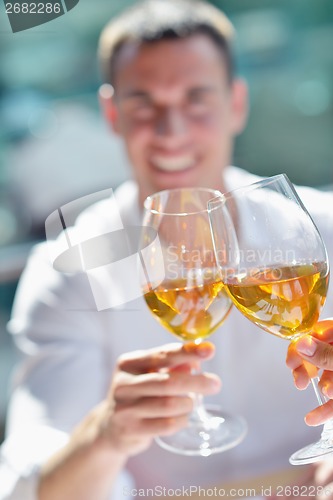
[230,78,249,136]
[98,84,120,134]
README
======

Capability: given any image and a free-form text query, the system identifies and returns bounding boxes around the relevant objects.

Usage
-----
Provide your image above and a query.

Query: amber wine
[144,275,232,342]
[225,263,329,339]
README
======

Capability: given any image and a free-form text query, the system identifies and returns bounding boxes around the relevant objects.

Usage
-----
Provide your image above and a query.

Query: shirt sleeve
[0,426,68,500]
[0,426,134,499]
[6,242,110,434]
[1,242,132,499]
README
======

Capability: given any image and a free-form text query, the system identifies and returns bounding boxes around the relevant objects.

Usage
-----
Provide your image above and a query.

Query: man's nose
[155,107,188,139]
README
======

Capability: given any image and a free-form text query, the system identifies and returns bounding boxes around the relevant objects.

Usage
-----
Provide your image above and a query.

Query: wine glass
[139,187,247,456]
[208,174,331,465]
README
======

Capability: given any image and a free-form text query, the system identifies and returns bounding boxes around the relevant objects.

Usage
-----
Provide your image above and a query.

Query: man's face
[106,34,247,203]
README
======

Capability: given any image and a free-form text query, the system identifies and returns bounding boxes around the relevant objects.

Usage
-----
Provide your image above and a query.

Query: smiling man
[1,1,333,500]
[99,26,247,204]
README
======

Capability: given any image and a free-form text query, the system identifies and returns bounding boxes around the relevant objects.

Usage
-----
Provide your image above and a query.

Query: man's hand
[286,319,333,425]
[39,341,221,500]
[103,341,221,456]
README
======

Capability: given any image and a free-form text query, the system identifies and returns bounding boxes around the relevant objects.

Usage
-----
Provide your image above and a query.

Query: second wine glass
[140,187,247,456]
[208,174,330,465]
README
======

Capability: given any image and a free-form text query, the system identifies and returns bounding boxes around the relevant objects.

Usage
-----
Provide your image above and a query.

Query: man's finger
[319,370,333,399]
[305,399,333,426]
[286,342,317,389]
[294,335,333,371]
[312,319,333,343]
[113,370,221,400]
[286,341,303,370]
[117,395,194,419]
[117,341,215,374]
[292,364,311,390]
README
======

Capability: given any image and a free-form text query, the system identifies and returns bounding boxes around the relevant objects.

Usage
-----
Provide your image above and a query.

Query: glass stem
[192,392,208,421]
[311,376,328,406]
[189,369,210,425]
[311,377,333,443]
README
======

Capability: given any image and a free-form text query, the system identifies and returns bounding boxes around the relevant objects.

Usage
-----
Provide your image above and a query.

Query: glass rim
[208,172,330,272]
[208,173,290,212]
[144,187,222,216]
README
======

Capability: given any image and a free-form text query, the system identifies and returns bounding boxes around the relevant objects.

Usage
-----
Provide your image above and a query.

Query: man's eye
[132,104,155,120]
[186,90,214,114]
[130,100,154,119]
[187,97,209,115]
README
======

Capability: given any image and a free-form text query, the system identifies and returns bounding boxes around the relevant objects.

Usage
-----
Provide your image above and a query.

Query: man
[1,1,333,499]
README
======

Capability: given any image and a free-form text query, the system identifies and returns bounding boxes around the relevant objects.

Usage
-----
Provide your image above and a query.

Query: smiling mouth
[150,154,196,173]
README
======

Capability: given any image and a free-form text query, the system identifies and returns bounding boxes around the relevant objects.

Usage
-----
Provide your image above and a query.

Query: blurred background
[0,0,332,441]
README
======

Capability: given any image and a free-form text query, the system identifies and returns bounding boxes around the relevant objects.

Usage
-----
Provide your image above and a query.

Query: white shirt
[1,167,333,499]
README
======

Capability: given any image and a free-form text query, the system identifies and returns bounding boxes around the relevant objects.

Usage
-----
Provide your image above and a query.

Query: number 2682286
[5,3,62,14]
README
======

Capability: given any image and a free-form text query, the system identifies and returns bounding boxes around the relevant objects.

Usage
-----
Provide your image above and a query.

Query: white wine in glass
[208,174,331,465]
[140,187,247,456]
[226,263,328,340]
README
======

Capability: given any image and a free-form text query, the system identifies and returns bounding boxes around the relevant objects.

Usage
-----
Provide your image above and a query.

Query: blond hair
[98,0,235,86]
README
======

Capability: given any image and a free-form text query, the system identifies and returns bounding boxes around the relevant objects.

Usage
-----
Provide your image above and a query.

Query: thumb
[295,335,333,371]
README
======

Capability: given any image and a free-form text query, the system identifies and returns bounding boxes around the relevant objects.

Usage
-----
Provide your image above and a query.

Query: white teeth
[151,155,195,172]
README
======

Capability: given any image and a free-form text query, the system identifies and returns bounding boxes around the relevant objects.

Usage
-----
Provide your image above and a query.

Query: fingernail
[196,341,214,358]
[296,336,317,357]
[321,383,333,399]
[321,384,329,397]
[304,414,319,427]
[184,341,214,357]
